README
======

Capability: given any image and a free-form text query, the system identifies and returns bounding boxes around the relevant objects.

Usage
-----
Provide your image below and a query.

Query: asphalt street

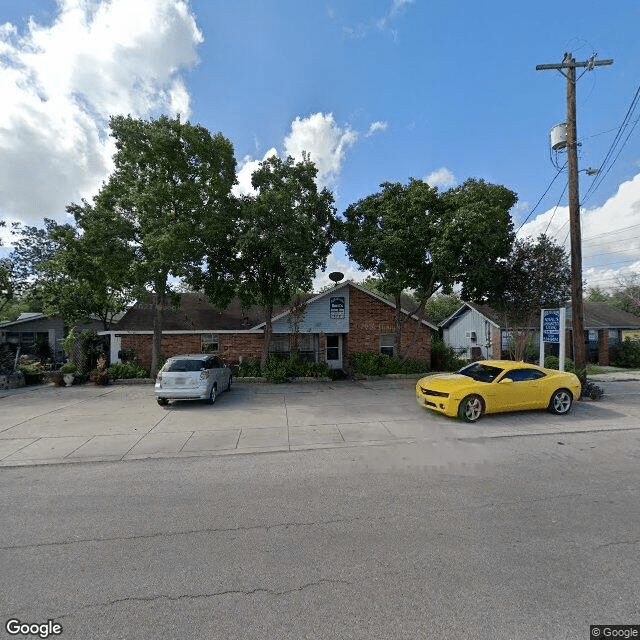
[1,375,639,639]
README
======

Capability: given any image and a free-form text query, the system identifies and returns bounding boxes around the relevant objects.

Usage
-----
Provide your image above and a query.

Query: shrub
[430,336,466,371]
[107,361,149,380]
[237,359,262,378]
[610,337,640,368]
[59,361,77,374]
[544,355,578,374]
[350,352,430,376]
[18,358,45,384]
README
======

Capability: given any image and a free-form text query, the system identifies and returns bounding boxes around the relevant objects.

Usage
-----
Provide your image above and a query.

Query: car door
[210,356,229,389]
[494,368,547,410]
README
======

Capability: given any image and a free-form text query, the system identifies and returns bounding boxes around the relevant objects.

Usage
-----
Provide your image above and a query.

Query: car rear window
[164,359,206,372]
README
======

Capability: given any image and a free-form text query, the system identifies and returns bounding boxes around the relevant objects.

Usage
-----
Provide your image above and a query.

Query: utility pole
[536,53,613,375]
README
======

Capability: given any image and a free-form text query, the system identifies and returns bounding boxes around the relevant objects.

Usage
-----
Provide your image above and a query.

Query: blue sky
[1,0,639,291]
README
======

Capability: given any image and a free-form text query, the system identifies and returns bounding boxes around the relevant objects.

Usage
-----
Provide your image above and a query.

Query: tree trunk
[401,296,428,360]
[394,295,403,359]
[261,306,274,368]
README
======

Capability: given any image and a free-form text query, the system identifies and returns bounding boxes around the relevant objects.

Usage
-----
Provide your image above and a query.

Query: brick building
[101,281,437,372]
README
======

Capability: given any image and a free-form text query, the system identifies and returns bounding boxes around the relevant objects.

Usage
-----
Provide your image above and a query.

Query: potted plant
[92,356,109,385]
[60,361,76,386]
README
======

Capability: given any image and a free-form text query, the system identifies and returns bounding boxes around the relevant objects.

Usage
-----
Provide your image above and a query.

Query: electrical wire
[516,166,566,232]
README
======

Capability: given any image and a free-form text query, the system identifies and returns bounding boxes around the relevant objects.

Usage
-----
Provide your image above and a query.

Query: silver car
[155,354,232,406]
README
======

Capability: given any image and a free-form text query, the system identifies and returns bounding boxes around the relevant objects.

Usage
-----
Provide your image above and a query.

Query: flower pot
[63,373,75,387]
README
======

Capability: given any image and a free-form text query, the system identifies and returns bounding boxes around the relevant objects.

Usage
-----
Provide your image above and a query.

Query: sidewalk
[1,375,639,467]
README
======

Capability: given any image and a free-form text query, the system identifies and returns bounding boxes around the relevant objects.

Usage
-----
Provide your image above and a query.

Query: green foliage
[59,361,77,374]
[586,282,640,317]
[490,234,571,329]
[237,359,262,378]
[430,336,466,371]
[350,352,430,376]
[236,355,335,383]
[425,293,463,324]
[107,361,149,380]
[94,114,237,374]
[544,355,578,375]
[610,337,640,368]
[18,357,45,383]
[343,178,516,358]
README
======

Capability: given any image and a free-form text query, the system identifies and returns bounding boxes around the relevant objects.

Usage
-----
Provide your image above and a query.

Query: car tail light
[156,372,163,381]
[200,370,210,380]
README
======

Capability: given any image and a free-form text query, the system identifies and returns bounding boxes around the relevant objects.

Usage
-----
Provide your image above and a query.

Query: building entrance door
[326,334,342,369]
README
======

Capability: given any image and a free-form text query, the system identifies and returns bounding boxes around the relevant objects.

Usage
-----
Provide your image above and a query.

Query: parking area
[1,375,639,467]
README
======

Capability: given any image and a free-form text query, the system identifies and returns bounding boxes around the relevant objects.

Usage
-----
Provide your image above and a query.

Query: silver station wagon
[155,354,232,406]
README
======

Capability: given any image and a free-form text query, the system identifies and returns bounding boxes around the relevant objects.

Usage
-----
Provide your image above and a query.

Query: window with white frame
[201,333,219,353]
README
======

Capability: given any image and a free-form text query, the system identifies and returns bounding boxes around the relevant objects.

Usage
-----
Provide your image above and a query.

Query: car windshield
[457,363,504,383]
[164,359,206,372]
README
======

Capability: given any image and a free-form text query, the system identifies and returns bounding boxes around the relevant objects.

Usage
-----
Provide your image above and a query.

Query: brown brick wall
[347,287,431,365]
[119,333,264,371]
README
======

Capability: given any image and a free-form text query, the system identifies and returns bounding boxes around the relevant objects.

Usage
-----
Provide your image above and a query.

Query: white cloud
[283,113,357,188]
[366,121,388,137]
[0,0,203,225]
[425,167,456,188]
[232,148,278,197]
[518,172,640,290]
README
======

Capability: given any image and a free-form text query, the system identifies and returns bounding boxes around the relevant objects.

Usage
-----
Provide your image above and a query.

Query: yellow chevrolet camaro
[416,360,582,422]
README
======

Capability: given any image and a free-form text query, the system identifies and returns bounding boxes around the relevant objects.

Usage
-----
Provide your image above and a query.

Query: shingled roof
[441,301,640,330]
[115,293,313,331]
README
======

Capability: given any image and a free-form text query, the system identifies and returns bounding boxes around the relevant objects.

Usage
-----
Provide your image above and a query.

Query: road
[1,423,639,639]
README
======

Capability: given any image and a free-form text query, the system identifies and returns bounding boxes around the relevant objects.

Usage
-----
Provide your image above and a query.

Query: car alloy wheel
[206,384,217,405]
[458,395,483,422]
[549,389,572,415]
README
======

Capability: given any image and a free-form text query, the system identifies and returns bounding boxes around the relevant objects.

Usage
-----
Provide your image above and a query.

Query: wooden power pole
[536,53,613,374]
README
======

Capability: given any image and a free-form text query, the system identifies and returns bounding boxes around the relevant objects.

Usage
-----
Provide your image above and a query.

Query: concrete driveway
[1,375,639,467]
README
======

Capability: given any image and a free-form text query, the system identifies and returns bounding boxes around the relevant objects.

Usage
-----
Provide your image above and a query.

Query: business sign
[539,307,566,369]
[330,296,345,319]
[542,309,561,343]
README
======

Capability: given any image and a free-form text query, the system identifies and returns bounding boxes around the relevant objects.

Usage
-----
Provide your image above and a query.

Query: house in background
[441,301,640,365]
[0,313,67,361]
[101,281,437,372]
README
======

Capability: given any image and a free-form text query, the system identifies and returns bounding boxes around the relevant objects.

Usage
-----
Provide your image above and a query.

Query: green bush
[430,336,466,371]
[18,358,45,383]
[107,361,149,380]
[237,359,262,378]
[350,352,430,376]
[59,361,76,374]
[544,355,578,374]
[611,338,640,368]
[236,355,335,382]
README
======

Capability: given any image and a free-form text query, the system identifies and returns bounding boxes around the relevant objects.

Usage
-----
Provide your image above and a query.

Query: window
[502,368,546,382]
[380,334,394,357]
[201,334,219,352]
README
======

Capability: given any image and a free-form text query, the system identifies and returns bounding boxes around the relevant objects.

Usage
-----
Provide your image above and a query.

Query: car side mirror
[499,378,513,384]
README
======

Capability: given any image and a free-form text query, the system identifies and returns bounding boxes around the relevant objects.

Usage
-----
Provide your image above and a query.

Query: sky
[1,0,639,293]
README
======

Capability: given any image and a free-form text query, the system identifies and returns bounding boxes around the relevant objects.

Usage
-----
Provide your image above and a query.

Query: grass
[586,364,640,375]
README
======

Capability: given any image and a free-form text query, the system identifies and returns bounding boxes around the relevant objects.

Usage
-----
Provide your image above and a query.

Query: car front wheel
[458,395,483,422]
[548,389,572,415]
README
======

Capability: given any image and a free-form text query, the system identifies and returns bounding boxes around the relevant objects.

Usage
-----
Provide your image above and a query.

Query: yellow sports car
[416,360,582,422]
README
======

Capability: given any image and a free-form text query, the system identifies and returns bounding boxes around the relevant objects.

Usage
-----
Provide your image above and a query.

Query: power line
[516,166,566,232]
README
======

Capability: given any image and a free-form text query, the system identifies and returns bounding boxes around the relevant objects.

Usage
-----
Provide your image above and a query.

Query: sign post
[540,308,566,370]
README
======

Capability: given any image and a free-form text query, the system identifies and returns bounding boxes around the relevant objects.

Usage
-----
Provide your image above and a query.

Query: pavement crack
[0,516,366,552]
[596,538,640,549]
[55,578,351,619]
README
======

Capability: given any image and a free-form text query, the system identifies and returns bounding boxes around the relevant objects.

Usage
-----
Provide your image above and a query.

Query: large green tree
[490,234,571,360]
[343,178,516,358]
[233,154,338,365]
[93,115,237,374]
